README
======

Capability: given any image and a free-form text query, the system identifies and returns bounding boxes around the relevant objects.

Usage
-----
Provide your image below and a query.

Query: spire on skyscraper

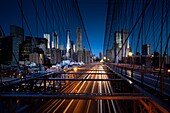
[66,30,70,58]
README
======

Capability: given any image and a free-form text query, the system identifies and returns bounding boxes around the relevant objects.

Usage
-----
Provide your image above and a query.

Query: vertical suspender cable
[160,0,164,68]
[116,0,151,60]
[74,0,92,54]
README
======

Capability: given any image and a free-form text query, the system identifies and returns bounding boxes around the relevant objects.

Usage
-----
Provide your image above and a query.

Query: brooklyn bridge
[0,0,170,112]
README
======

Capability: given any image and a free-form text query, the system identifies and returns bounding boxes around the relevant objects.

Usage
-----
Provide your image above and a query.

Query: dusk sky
[0,0,169,57]
[78,0,107,56]
[0,0,107,57]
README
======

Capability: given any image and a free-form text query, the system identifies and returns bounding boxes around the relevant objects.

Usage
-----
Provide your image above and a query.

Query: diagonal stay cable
[16,0,37,49]
[116,0,151,58]
[41,0,54,32]
[31,0,46,33]
[106,0,116,51]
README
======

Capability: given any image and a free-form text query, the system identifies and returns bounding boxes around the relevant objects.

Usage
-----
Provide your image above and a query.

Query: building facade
[66,30,70,58]
[142,44,151,56]
[29,52,44,64]
[99,52,103,59]
[0,25,24,65]
[20,36,47,61]
[52,32,58,49]
[44,34,50,49]
[77,48,90,64]
[106,49,114,62]
[76,27,82,52]
[114,29,129,63]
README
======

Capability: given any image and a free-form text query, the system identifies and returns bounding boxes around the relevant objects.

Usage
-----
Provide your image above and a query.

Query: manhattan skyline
[0,0,107,57]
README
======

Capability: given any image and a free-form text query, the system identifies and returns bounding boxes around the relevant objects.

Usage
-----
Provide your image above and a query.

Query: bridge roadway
[0,63,169,112]
[33,65,118,113]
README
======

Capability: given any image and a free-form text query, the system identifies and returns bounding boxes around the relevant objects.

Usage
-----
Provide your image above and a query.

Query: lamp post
[128,51,133,66]
[128,51,133,79]
[151,54,154,67]
[103,56,106,61]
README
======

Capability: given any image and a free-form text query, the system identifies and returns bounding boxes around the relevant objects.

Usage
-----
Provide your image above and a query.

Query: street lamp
[128,51,133,66]
[73,67,78,72]
[128,51,133,57]
[151,54,154,58]
[103,56,106,61]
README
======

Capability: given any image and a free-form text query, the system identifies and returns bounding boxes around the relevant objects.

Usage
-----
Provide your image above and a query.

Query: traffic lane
[62,83,89,112]
[103,74,116,113]
[88,74,99,113]
[52,72,93,112]
[36,77,86,112]
[62,66,102,113]
[36,66,101,112]
[84,73,99,113]
[63,73,96,113]
[72,74,98,113]
[36,72,92,113]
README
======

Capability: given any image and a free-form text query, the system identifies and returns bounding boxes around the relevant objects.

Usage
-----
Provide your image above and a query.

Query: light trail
[63,74,89,113]
[105,74,117,113]
[99,69,103,113]
[52,73,91,113]
[101,64,117,113]
[73,72,97,113]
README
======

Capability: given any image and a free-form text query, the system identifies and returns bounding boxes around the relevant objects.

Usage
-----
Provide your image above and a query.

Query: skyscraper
[99,52,103,59]
[52,32,58,49]
[20,36,47,61]
[66,30,70,58]
[77,47,90,64]
[114,29,129,63]
[10,25,24,65]
[142,44,151,55]
[121,30,129,57]
[106,49,114,62]
[73,44,76,53]
[76,27,82,52]
[114,31,122,63]
[70,40,74,49]
[44,34,50,49]
[10,25,24,39]
[0,26,4,38]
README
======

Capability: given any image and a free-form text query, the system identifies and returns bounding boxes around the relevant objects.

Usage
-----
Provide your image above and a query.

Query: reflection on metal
[0,92,146,100]
[138,99,169,113]
[168,69,170,73]
[36,78,124,81]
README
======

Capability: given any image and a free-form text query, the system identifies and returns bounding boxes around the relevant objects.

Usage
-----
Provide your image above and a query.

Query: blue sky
[78,0,107,57]
[1,0,169,57]
[0,0,107,57]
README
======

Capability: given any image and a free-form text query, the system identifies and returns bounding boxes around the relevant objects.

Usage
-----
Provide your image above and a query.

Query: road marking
[86,73,97,113]
[99,70,102,113]
[105,74,117,113]
[63,74,91,113]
